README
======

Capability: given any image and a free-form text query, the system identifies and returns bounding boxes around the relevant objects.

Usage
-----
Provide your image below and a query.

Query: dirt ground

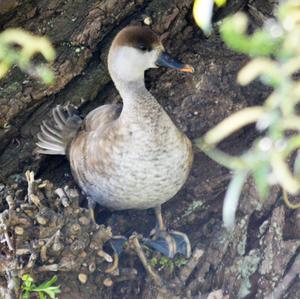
[1,0,300,298]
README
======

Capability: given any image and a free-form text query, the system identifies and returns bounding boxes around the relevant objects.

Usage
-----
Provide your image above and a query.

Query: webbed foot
[110,235,127,256]
[143,205,191,258]
[144,229,191,258]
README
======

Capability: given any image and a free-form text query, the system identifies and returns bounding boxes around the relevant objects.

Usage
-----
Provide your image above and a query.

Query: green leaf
[215,0,227,7]
[33,286,61,298]
[22,274,34,283]
[29,275,61,299]
[42,286,61,298]
[39,292,47,299]
[253,163,270,199]
[293,150,300,176]
[21,274,34,289]
[223,171,248,229]
[220,13,281,57]
[36,275,58,289]
[195,139,247,170]
[174,258,188,267]
[0,28,56,83]
[35,65,55,85]
[150,257,158,266]
[193,0,214,35]
[22,291,31,299]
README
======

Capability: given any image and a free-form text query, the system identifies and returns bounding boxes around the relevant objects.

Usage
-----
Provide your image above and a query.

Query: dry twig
[128,234,163,286]
[25,170,42,208]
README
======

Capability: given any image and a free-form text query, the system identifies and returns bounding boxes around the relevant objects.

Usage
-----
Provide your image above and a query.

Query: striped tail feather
[36,104,82,155]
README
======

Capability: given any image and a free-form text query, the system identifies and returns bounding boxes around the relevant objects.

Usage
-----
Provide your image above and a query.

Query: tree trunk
[0,0,299,298]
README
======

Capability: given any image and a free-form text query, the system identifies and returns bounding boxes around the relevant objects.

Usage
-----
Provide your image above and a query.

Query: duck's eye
[138,44,148,51]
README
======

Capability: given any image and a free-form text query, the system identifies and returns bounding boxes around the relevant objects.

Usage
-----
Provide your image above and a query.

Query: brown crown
[111,26,161,51]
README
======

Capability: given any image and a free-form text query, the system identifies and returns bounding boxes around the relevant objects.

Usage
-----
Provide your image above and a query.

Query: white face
[108,46,160,82]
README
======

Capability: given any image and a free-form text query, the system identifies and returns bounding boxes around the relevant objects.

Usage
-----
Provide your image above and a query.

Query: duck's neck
[113,77,164,122]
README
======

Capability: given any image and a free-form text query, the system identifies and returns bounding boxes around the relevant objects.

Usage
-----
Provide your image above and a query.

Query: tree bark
[0,0,299,298]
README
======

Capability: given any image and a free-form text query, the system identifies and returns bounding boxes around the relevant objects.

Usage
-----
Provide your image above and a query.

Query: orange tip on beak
[156,52,194,74]
[179,64,194,73]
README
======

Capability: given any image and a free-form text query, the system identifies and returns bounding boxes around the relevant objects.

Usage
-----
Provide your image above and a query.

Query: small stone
[71,223,81,233]
[65,187,79,200]
[24,209,33,217]
[30,194,42,207]
[78,273,88,284]
[97,250,113,263]
[36,215,48,225]
[5,195,15,209]
[52,242,63,252]
[16,248,31,255]
[55,188,70,207]
[89,262,96,273]
[103,278,113,287]
[14,226,24,235]
[143,16,152,26]
[79,216,90,225]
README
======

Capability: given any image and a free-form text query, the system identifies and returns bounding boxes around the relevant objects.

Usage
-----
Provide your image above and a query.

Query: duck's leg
[88,197,97,224]
[106,214,128,273]
[144,205,191,259]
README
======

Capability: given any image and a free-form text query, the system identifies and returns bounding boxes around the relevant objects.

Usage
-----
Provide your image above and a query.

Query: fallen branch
[128,234,163,287]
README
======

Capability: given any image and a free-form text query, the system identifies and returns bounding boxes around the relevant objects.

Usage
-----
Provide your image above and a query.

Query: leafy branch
[195,0,300,228]
[21,274,61,299]
[193,0,227,35]
[0,28,56,84]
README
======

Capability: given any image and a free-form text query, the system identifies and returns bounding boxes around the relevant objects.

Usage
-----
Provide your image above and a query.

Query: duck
[36,25,194,259]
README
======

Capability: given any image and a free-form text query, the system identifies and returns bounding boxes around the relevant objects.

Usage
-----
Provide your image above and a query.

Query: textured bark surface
[0,0,299,298]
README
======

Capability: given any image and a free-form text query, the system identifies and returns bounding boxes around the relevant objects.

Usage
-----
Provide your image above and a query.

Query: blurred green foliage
[193,0,227,35]
[195,0,300,228]
[21,274,61,299]
[220,14,282,56]
[0,28,55,84]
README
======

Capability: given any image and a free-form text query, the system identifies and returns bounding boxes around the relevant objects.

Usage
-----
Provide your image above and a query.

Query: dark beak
[156,52,194,73]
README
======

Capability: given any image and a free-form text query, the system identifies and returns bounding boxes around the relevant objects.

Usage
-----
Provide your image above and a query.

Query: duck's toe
[169,230,191,258]
[110,235,127,256]
[105,235,127,273]
[143,230,191,259]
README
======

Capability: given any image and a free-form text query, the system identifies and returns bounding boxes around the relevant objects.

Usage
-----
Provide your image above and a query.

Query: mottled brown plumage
[36,26,194,258]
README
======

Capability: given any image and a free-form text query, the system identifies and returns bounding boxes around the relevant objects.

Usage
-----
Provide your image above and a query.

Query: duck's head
[108,26,194,83]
